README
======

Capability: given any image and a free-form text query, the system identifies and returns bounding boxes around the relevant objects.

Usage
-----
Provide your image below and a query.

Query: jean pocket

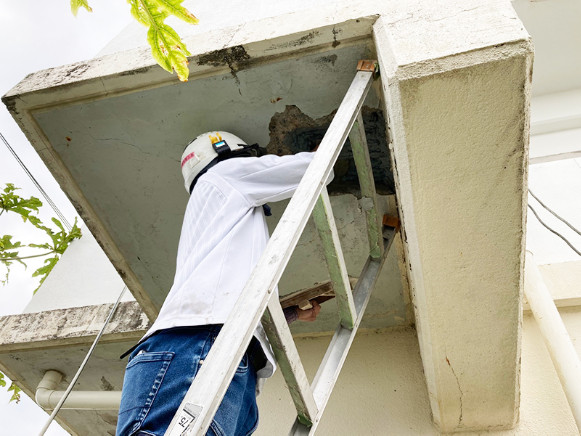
[127,350,173,367]
[117,351,174,435]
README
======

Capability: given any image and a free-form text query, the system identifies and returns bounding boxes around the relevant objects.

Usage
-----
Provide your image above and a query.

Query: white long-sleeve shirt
[144,152,318,378]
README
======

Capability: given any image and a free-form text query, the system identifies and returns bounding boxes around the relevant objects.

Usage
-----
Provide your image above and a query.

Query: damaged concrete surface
[268,105,394,195]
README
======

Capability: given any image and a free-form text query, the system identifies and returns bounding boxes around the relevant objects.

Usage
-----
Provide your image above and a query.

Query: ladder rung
[290,227,397,435]
[349,112,383,259]
[262,298,319,426]
[313,189,357,329]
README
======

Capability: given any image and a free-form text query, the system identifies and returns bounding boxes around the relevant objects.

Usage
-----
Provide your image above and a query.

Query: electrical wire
[1,131,72,230]
[527,203,581,257]
[38,285,128,436]
[528,189,581,238]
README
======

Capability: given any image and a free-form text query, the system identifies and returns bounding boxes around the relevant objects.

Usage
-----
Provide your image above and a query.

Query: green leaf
[27,243,52,250]
[52,217,65,233]
[0,372,20,403]
[8,383,21,403]
[0,234,27,284]
[0,184,42,221]
[69,220,82,240]
[32,255,58,294]
[0,235,22,251]
[129,0,150,26]
[71,0,93,16]
[155,0,199,25]
[128,0,197,81]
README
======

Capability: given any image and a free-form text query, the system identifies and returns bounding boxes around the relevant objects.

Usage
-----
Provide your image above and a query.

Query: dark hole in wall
[267,105,394,195]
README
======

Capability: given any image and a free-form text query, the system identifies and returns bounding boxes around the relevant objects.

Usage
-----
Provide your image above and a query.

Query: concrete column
[373,3,533,432]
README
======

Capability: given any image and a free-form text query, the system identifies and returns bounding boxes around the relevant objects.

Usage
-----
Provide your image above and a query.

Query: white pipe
[36,370,121,410]
[524,251,581,429]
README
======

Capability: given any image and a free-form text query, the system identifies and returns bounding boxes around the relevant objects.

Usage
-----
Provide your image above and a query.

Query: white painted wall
[256,308,581,435]
[526,90,581,266]
[23,227,134,314]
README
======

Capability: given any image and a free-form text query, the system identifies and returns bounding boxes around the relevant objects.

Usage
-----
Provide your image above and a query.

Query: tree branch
[0,251,56,262]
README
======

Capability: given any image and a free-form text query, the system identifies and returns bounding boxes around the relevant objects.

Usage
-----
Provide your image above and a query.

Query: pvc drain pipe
[524,251,581,429]
[36,370,121,410]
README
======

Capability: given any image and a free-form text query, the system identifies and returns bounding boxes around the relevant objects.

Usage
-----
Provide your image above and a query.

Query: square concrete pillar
[373,6,533,432]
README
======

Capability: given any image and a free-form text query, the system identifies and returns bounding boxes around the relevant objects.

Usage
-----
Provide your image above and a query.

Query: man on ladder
[116,131,327,436]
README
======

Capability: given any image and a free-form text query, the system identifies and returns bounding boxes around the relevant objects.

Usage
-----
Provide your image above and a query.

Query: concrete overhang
[3,13,409,330]
[0,302,148,435]
[3,1,533,433]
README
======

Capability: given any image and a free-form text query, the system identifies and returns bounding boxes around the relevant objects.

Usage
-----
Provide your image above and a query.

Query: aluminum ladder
[165,60,397,436]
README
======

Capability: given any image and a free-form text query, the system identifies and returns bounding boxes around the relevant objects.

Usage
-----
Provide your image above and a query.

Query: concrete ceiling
[28,39,410,330]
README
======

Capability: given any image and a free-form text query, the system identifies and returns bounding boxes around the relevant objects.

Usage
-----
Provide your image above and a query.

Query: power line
[528,189,581,238]
[527,202,581,257]
[0,131,72,230]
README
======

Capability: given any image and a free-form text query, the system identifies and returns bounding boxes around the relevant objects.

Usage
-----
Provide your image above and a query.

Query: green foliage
[7,382,21,403]
[0,372,21,403]
[0,184,82,404]
[0,184,82,293]
[71,0,198,81]
[70,0,93,16]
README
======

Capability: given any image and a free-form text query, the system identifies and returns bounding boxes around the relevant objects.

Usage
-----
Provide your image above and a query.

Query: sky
[0,1,580,435]
[0,1,132,434]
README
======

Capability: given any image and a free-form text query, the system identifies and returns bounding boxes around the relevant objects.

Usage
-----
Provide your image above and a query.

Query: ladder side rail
[262,298,319,426]
[165,70,374,436]
[349,112,383,259]
[313,189,357,329]
[290,227,397,436]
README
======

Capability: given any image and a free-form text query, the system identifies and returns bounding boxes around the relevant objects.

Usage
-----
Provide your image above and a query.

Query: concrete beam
[0,302,148,435]
[373,5,533,433]
[0,301,148,352]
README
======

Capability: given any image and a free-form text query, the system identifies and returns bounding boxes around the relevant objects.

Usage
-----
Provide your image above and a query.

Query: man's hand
[297,301,321,322]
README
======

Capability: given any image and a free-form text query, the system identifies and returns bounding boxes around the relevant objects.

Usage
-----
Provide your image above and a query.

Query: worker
[116,131,328,436]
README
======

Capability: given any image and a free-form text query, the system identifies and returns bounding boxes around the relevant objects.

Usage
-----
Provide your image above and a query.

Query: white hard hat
[180,131,247,193]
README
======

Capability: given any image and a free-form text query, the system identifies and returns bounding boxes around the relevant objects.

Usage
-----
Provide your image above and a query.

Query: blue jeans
[116,326,259,436]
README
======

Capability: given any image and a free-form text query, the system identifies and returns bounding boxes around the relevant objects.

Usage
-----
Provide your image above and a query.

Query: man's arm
[215,152,333,206]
